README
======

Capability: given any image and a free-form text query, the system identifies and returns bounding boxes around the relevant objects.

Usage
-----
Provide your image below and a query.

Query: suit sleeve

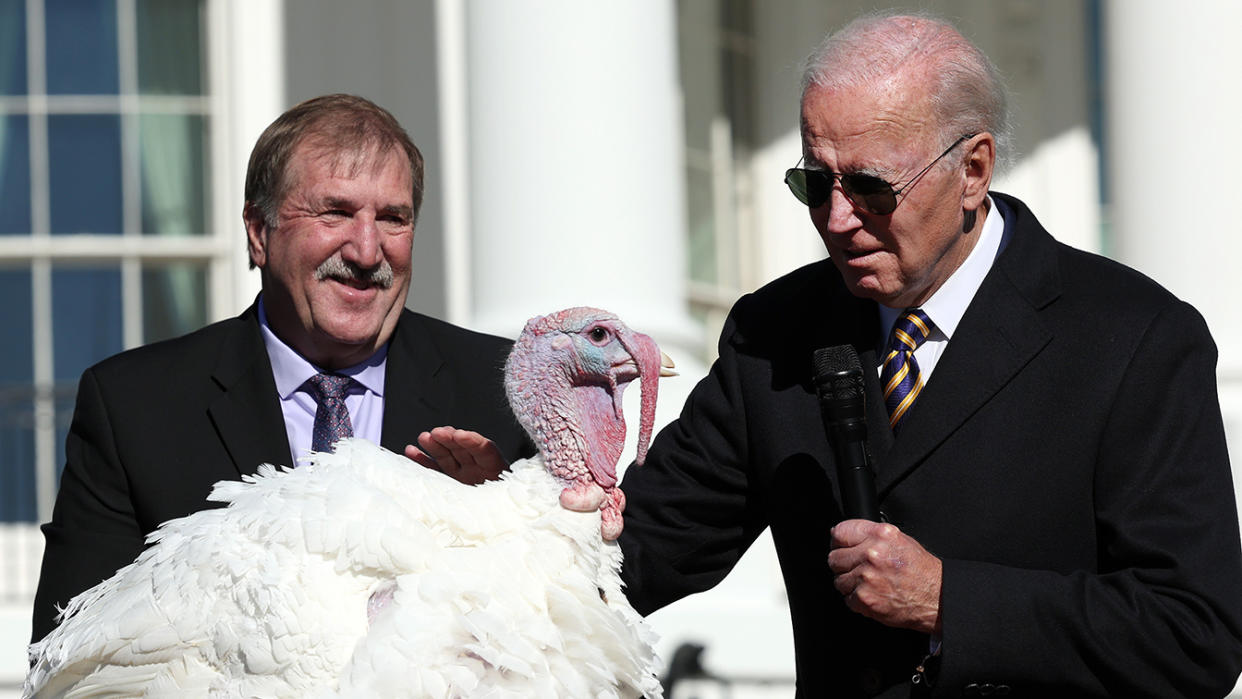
[936,300,1242,697]
[31,368,146,642]
[619,299,766,614]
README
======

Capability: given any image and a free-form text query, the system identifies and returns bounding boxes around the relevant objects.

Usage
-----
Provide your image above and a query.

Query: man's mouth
[333,276,374,290]
[839,247,882,263]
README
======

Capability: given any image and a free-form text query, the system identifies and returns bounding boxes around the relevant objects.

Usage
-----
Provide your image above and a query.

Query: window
[0,0,218,523]
[676,0,758,359]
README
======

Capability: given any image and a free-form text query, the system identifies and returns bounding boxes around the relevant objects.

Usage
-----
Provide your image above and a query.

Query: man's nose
[824,185,863,234]
[341,214,384,268]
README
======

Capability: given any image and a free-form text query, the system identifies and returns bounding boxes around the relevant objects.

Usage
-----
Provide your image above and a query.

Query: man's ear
[243,203,268,269]
[962,133,995,212]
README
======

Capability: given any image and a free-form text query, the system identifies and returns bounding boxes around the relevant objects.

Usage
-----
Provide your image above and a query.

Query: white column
[1103,14,1242,382]
[1105,1,1242,348]
[462,0,698,356]
[213,0,285,318]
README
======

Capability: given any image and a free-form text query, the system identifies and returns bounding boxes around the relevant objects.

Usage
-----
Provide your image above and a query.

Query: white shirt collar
[879,196,1007,341]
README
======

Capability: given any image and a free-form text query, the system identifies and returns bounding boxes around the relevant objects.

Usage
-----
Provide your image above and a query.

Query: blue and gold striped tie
[881,309,934,432]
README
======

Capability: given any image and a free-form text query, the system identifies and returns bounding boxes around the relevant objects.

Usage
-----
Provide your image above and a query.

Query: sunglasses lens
[784,169,832,208]
[784,169,810,206]
[841,175,897,215]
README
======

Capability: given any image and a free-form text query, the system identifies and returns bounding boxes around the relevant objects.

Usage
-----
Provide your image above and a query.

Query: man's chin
[312,319,397,364]
[840,276,905,307]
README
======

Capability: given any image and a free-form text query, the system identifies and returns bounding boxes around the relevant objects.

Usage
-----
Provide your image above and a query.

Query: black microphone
[812,345,881,521]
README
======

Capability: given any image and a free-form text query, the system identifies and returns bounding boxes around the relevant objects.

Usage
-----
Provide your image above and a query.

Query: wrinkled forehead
[288,137,411,189]
[800,76,938,159]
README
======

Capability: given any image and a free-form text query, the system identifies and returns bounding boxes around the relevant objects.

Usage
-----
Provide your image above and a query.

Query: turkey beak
[660,351,677,377]
[616,328,670,467]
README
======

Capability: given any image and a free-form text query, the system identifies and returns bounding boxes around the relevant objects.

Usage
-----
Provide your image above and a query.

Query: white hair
[801,11,1014,171]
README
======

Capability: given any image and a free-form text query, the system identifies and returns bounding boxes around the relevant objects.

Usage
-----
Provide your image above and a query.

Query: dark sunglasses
[784,133,976,215]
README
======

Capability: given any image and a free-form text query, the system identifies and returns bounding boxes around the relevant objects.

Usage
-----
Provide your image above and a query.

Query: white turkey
[25,306,674,698]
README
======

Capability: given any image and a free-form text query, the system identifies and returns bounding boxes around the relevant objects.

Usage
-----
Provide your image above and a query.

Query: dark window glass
[136,0,203,95]
[0,409,36,521]
[52,265,123,382]
[0,0,28,95]
[49,114,123,234]
[142,261,207,342]
[0,266,33,385]
[140,113,207,236]
[52,265,123,482]
[0,114,31,234]
[0,266,35,522]
[45,0,119,95]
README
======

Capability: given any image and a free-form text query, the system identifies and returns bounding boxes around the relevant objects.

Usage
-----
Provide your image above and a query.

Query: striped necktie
[881,309,934,432]
[307,372,355,452]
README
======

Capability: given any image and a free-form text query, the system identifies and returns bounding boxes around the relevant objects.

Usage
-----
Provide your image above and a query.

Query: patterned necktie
[881,309,935,432]
[307,372,354,452]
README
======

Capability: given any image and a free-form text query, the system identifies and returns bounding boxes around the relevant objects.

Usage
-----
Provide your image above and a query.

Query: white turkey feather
[26,438,662,698]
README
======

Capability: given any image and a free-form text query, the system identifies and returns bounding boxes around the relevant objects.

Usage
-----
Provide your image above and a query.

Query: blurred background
[1,0,1240,696]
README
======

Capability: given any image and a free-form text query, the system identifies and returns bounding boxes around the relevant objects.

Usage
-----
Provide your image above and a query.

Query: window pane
[0,266,34,522]
[142,262,207,342]
[0,0,28,95]
[686,166,717,285]
[0,266,32,385]
[136,0,203,95]
[52,265,122,487]
[52,265,123,484]
[0,399,36,521]
[49,114,123,234]
[52,265,123,382]
[140,113,207,236]
[0,114,31,234]
[45,0,119,95]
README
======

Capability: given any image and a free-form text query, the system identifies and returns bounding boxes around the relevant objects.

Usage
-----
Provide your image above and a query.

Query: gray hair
[801,12,1013,171]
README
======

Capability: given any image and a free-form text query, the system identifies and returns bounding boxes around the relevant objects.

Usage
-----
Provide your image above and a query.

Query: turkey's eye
[588,326,610,344]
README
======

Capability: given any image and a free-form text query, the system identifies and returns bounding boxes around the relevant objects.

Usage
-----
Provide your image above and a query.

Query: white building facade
[2,1,1240,695]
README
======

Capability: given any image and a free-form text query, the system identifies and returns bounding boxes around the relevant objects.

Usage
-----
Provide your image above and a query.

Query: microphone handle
[828,413,881,521]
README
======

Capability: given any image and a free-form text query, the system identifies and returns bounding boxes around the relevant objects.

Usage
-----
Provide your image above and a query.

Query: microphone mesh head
[813,345,862,377]
[812,345,865,401]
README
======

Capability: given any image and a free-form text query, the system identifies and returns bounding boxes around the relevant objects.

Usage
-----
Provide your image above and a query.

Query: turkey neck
[507,355,626,489]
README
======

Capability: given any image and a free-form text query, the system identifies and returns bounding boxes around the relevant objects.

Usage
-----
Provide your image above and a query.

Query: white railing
[0,524,41,605]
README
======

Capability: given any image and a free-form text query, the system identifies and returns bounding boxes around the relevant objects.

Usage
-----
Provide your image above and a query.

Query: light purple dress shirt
[257,297,387,465]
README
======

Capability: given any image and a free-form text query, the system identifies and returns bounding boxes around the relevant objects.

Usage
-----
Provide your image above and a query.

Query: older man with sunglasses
[616,11,1242,698]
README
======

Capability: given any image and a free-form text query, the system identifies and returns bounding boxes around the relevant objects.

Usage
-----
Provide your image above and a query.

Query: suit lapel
[380,310,450,452]
[875,194,1061,494]
[207,305,294,475]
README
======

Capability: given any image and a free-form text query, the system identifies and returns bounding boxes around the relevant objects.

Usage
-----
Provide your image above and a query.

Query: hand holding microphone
[814,345,942,632]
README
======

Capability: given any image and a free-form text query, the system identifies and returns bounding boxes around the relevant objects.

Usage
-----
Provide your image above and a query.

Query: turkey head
[504,307,674,539]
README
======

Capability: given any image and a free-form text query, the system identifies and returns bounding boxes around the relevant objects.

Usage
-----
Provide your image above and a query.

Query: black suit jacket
[619,193,1242,697]
[32,305,533,641]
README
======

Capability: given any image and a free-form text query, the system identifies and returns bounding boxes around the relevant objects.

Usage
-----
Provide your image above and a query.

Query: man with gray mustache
[31,94,536,642]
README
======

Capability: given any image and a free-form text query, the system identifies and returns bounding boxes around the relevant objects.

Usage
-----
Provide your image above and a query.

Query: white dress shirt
[877,196,1011,385]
